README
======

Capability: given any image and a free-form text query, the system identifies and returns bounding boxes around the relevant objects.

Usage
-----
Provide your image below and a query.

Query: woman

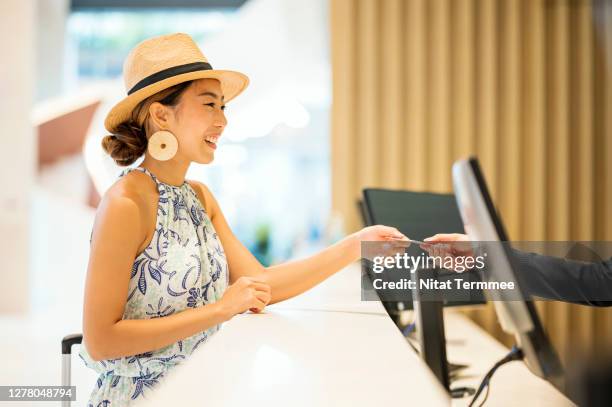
[79,33,408,406]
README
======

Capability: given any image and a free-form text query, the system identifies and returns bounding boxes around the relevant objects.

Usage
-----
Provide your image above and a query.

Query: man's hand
[421,233,476,272]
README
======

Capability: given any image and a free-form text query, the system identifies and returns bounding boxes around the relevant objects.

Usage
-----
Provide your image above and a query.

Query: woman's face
[164,78,227,164]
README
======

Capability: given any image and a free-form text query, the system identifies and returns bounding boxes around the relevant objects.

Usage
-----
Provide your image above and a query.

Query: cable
[477,381,490,407]
[401,321,416,337]
[468,345,524,407]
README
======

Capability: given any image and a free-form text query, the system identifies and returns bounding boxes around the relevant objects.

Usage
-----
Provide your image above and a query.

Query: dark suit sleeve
[511,249,612,307]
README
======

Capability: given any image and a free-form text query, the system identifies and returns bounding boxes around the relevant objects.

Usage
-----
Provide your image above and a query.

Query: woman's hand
[217,276,272,318]
[353,225,411,261]
[355,225,409,242]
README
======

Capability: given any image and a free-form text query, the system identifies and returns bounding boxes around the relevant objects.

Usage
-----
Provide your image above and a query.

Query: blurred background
[0,0,611,403]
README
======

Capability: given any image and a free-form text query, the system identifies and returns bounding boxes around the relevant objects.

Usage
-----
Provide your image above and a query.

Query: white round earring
[148,130,178,161]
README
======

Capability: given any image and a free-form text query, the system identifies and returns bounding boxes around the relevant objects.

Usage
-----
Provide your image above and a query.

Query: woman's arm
[82,191,270,362]
[261,234,359,303]
[194,182,408,304]
[262,227,405,303]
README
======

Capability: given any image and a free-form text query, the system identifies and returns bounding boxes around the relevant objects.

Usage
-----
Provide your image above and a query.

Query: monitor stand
[412,268,475,398]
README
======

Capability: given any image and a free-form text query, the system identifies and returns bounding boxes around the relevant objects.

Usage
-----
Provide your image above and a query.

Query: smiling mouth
[204,135,219,150]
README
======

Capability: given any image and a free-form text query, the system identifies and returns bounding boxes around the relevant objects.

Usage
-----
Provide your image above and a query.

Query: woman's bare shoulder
[95,171,157,227]
[104,171,157,204]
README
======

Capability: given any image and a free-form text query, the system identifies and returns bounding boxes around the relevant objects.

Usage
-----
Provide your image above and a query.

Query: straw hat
[104,33,249,133]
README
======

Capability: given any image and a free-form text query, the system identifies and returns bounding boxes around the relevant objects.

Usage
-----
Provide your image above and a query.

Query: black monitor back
[363,188,465,240]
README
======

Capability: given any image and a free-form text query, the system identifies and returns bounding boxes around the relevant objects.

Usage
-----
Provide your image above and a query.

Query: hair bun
[101,122,147,166]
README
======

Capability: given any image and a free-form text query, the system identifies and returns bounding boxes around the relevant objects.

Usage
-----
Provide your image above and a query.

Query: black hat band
[127,61,213,95]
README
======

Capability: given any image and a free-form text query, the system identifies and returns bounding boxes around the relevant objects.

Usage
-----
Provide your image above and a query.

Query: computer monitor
[360,188,481,397]
[362,189,465,241]
[452,157,563,382]
[361,188,486,311]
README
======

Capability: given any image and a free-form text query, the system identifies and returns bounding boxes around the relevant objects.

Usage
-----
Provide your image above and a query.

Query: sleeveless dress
[79,166,229,407]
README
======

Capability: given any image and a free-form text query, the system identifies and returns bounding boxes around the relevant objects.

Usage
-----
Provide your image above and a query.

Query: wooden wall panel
[403,0,427,191]
[380,0,404,188]
[330,0,612,390]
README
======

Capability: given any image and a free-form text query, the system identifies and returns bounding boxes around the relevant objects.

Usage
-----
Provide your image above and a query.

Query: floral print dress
[79,166,229,407]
